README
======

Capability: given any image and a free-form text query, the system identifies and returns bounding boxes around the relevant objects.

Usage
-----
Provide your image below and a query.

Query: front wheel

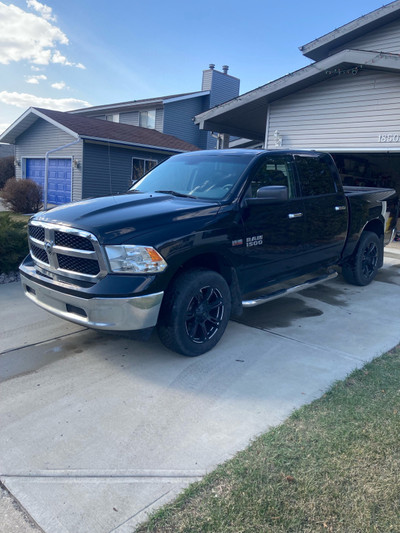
[157,269,231,356]
[342,230,381,286]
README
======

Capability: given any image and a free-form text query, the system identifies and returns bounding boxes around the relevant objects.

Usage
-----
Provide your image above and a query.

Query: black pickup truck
[20,149,398,356]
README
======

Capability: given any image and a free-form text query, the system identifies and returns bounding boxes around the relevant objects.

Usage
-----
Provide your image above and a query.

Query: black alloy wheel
[158,268,231,356]
[342,230,381,286]
[360,240,378,281]
[184,285,225,344]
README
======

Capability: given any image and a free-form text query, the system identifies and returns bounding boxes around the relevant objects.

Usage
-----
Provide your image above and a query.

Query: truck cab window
[248,156,296,199]
[295,155,337,196]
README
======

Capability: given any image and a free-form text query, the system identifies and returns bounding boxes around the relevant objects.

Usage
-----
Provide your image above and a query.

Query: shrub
[1,178,42,213]
[0,213,29,274]
[0,156,15,189]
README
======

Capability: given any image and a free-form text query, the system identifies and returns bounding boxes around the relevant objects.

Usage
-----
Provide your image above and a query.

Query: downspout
[44,138,81,211]
[264,105,270,149]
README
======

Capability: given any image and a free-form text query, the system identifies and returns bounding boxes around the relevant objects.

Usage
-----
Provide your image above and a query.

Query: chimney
[222,65,229,75]
[209,63,215,70]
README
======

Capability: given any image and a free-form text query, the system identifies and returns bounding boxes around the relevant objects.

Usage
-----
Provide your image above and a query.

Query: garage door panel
[26,158,71,205]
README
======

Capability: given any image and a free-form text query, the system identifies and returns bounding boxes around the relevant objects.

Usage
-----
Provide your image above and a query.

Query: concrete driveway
[1,254,400,532]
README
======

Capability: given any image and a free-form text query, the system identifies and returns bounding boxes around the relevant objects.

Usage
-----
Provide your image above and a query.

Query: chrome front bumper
[21,274,164,331]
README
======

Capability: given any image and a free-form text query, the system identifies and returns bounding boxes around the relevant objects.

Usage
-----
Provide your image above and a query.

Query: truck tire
[342,230,381,286]
[157,268,231,356]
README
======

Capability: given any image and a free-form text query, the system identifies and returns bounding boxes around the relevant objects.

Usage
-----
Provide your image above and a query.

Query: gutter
[79,135,194,154]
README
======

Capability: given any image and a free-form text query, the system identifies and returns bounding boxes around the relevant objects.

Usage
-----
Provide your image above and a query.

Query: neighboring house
[195,1,400,194]
[0,107,199,205]
[71,65,240,150]
[0,144,14,158]
[0,65,239,205]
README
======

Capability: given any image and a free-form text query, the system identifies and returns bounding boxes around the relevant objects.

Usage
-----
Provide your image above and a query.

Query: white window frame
[131,157,158,182]
[139,110,156,129]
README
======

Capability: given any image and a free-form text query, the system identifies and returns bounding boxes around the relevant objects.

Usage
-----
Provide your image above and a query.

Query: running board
[242,272,338,308]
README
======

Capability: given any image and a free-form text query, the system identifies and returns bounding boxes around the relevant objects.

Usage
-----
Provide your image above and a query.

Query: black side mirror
[246,185,288,205]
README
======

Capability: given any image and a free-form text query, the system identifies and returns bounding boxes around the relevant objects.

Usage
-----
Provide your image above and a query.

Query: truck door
[240,154,307,292]
[294,154,348,267]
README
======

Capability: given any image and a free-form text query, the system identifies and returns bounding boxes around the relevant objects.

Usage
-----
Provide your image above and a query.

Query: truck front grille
[28,221,107,281]
[54,231,95,251]
[57,254,100,275]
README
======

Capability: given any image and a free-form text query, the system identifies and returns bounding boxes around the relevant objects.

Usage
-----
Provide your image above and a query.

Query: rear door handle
[288,213,303,219]
[335,205,346,211]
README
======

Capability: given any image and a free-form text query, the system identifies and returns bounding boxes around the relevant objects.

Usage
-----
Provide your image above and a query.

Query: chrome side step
[242,272,338,308]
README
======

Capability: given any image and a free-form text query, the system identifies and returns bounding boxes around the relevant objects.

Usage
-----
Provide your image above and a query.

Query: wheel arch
[362,218,384,238]
[167,252,242,316]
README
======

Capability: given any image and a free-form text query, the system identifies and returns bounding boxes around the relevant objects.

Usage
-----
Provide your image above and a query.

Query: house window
[139,110,156,129]
[132,158,158,182]
[105,114,119,122]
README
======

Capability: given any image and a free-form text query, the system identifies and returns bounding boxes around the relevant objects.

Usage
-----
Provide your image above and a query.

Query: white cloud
[26,0,56,22]
[52,50,85,69]
[26,74,47,84]
[0,90,91,111]
[0,2,85,68]
[51,81,67,90]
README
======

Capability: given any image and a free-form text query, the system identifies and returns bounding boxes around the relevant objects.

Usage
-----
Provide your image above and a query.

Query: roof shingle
[35,108,200,152]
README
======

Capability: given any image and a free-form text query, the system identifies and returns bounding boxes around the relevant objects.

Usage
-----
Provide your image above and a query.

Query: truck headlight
[105,245,167,273]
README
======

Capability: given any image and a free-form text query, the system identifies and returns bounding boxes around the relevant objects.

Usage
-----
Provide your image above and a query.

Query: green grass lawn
[137,348,400,533]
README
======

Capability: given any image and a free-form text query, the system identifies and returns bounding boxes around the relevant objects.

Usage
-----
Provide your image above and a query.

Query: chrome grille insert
[28,221,108,281]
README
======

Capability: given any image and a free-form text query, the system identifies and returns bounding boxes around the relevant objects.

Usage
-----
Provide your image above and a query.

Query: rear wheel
[158,269,231,356]
[342,231,381,286]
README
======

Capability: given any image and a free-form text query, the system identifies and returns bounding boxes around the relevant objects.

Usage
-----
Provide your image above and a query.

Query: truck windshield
[129,153,254,200]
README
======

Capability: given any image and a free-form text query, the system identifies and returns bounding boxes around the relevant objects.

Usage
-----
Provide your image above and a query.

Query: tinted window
[130,152,255,200]
[295,155,337,197]
[249,156,296,199]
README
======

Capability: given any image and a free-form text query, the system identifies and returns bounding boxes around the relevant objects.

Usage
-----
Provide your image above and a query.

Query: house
[0,65,240,205]
[0,107,199,205]
[70,64,240,151]
[195,1,400,194]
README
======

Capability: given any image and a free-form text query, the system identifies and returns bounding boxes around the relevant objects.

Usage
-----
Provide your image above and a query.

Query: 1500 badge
[246,235,263,247]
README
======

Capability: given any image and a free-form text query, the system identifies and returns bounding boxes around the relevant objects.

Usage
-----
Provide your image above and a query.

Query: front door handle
[335,205,346,211]
[288,212,303,219]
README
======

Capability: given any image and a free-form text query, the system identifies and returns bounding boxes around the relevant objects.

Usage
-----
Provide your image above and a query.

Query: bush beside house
[0,213,29,276]
[1,178,42,213]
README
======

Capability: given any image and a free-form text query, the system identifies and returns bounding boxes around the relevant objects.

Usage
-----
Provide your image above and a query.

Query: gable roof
[194,49,400,140]
[0,108,200,153]
[70,91,210,115]
[300,0,400,61]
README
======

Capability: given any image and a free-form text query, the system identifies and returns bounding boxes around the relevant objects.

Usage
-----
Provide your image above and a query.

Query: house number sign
[378,134,400,143]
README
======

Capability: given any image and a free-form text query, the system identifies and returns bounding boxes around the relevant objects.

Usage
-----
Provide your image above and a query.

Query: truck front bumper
[20,273,164,331]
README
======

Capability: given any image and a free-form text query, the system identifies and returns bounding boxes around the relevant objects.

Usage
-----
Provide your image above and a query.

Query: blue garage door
[26,158,72,205]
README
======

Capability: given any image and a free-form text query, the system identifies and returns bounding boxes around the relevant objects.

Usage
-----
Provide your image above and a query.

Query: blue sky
[0,0,388,134]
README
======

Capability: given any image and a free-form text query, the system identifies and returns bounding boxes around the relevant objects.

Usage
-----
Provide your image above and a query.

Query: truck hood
[32,192,221,244]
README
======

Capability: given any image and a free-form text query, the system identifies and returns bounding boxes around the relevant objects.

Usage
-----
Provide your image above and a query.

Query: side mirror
[246,185,288,205]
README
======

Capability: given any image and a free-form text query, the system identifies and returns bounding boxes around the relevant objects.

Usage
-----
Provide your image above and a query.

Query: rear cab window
[295,154,340,197]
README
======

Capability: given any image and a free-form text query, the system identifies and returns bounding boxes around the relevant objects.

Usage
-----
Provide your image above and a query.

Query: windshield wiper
[155,190,196,198]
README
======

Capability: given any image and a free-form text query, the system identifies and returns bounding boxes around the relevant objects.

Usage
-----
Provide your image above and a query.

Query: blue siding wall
[82,141,168,198]
[163,95,209,149]
[209,70,240,109]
